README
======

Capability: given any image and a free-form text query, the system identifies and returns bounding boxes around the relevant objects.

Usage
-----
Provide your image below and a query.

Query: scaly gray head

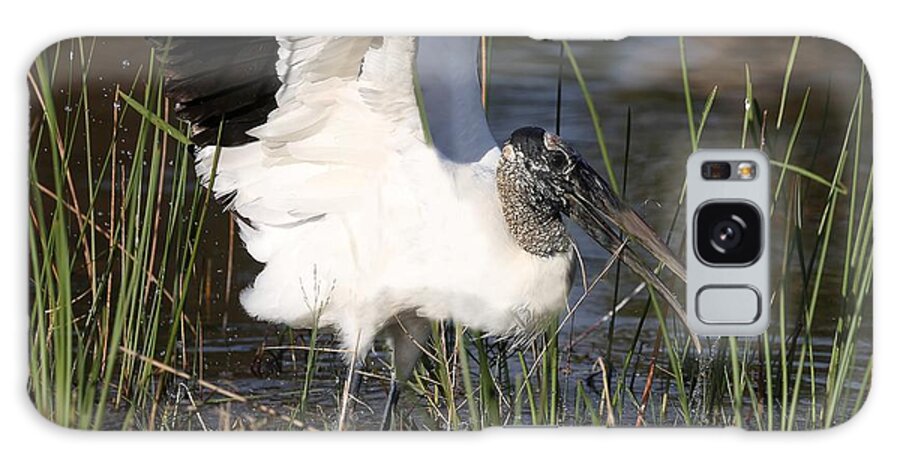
[497,127,687,309]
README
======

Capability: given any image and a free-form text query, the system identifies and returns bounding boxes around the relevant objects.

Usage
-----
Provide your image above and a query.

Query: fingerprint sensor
[696,285,761,324]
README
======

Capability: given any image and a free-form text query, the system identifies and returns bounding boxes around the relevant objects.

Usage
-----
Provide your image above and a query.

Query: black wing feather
[150,37,280,147]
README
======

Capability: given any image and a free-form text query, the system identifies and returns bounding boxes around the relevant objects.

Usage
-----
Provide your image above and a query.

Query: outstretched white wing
[195,37,433,229]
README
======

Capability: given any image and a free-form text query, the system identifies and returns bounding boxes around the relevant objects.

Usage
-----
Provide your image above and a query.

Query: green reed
[28,38,213,429]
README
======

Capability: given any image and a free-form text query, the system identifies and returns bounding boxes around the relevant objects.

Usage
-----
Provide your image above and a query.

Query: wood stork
[158,36,690,429]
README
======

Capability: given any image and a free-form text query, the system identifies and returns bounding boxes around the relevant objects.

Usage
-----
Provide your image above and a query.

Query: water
[32,36,871,430]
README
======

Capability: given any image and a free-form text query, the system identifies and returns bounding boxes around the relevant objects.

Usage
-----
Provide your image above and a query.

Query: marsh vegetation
[28,36,871,430]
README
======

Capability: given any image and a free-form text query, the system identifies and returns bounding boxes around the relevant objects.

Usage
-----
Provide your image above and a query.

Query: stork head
[497,126,686,283]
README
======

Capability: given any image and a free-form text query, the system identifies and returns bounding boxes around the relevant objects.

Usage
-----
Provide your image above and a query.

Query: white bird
[158,36,690,429]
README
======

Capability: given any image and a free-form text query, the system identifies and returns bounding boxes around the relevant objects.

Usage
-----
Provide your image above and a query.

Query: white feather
[195,37,573,360]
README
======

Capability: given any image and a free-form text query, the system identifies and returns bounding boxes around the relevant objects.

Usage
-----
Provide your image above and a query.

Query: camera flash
[737,162,756,180]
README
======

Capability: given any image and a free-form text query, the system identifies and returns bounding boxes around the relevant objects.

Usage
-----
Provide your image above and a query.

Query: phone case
[27,36,871,431]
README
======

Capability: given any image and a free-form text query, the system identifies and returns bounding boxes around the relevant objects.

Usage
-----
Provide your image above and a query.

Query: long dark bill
[563,158,700,351]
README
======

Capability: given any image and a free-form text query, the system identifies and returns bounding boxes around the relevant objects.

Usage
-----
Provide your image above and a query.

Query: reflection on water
[32,36,871,430]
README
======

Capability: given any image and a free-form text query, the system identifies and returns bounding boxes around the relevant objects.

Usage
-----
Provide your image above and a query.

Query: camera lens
[711,218,743,251]
[695,202,761,265]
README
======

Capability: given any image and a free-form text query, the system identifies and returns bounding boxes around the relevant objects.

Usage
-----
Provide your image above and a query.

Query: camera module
[695,202,762,265]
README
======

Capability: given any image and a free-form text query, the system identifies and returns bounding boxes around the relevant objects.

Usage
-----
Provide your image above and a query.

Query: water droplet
[63,105,72,113]
[113,101,121,110]
[68,50,74,61]
[744,98,752,111]
[121,59,131,68]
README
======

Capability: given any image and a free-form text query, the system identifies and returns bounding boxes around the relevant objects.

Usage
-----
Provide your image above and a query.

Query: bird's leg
[381,315,431,431]
[339,357,368,430]
[381,375,402,430]
[348,359,366,403]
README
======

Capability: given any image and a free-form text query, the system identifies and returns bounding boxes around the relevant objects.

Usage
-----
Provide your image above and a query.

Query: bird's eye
[549,151,568,170]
